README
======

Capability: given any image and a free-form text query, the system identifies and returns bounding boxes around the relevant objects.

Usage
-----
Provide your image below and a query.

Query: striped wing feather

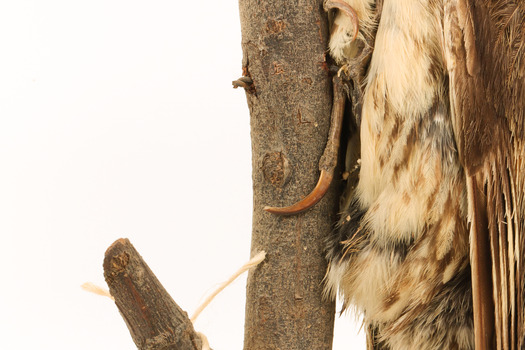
[444,1,525,349]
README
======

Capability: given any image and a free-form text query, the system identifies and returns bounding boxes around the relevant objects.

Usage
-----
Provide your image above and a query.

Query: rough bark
[238,1,338,349]
[104,238,202,350]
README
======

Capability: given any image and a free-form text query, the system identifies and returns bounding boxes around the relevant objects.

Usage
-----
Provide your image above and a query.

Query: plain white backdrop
[0,1,365,349]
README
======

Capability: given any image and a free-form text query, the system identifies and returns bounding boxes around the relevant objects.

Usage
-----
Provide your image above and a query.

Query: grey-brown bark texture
[238,1,338,349]
[104,238,202,350]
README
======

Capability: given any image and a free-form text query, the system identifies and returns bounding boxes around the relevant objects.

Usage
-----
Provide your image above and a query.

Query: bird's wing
[443,1,525,349]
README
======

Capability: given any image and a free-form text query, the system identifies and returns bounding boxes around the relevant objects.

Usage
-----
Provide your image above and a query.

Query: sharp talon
[232,76,253,89]
[264,76,346,216]
[323,0,359,42]
[264,170,334,215]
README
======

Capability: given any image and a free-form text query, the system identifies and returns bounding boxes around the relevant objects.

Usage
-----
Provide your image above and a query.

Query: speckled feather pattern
[326,0,525,349]
[325,1,474,349]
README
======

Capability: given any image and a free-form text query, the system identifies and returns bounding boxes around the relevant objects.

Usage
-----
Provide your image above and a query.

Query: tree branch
[104,238,202,350]
[238,1,338,349]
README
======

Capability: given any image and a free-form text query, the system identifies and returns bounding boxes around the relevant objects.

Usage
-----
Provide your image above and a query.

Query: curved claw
[324,0,359,42]
[264,76,346,216]
[264,170,334,215]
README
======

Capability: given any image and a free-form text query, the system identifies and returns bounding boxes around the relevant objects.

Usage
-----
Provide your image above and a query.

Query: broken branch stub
[103,238,202,350]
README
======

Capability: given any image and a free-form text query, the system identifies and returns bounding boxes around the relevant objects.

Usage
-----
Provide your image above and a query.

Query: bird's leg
[325,0,380,125]
[264,0,377,215]
[264,76,346,215]
[337,36,373,126]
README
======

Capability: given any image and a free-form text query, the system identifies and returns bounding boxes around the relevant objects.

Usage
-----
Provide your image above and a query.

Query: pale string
[82,250,266,350]
[81,282,114,300]
[190,250,266,323]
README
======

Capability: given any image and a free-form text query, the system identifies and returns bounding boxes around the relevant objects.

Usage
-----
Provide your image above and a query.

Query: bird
[265,0,525,349]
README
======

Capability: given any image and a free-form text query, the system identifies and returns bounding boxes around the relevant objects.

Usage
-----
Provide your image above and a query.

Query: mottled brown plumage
[324,1,525,349]
[444,2,525,349]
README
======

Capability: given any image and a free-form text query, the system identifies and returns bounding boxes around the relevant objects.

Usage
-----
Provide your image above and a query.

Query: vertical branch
[238,1,337,349]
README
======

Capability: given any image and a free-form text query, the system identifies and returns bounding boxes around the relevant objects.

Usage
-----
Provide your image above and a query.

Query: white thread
[81,282,114,300]
[190,250,266,323]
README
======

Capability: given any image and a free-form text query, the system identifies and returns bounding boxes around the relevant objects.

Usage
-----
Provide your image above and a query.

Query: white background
[0,1,365,349]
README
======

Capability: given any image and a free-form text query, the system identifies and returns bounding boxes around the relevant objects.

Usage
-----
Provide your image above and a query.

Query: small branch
[104,238,202,350]
[232,76,255,94]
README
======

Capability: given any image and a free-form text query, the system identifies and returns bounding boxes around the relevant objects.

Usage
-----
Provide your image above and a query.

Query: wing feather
[444,1,525,349]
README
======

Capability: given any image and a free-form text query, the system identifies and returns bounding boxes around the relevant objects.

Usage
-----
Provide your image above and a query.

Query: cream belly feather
[325,1,474,349]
